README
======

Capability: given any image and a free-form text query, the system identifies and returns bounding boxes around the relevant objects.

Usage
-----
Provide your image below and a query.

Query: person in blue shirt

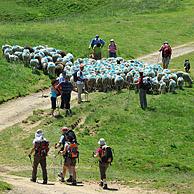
[89,35,105,49]
[50,79,59,116]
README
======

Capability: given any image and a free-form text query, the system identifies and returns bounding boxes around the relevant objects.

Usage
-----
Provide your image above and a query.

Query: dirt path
[1,174,168,194]
[0,42,194,194]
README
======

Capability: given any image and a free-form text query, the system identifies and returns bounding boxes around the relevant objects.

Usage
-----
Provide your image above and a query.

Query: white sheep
[168,79,177,93]
[177,76,184,90]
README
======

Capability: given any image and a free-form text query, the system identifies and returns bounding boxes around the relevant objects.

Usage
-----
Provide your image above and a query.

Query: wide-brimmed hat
[98,138,106,146]
[110,39,114,42]
[163,41,168,44]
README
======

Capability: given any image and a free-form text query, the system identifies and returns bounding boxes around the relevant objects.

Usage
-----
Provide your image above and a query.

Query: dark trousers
[51,97,56,109]
[109,52,116,58]
[99,162,109,180]
[61,93,71,109]
[32,155,47,182]
[139,88,147,109]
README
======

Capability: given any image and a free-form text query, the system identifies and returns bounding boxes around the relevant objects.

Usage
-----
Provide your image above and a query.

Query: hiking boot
[43,180,47,184]
[66,176,73,183]
[65,110,69,117]
[99,181,103,187]
[30,178,36,183]
[72,180,77,186]
[103,184,108,190]
[60,177,65,182]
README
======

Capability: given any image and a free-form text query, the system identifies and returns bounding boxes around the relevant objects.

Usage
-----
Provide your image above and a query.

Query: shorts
[64,157,76,166]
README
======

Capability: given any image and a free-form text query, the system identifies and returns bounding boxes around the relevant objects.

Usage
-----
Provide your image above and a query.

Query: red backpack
[34,141,49,157]
[163,45,171,57]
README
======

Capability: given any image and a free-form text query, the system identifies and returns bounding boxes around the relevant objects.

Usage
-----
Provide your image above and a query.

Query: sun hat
[98,138,106,146]
[95,34,99,38]
[35,129,44,142]
[110,39,114,42]
[164,41,168,44]
[61,127,69,133]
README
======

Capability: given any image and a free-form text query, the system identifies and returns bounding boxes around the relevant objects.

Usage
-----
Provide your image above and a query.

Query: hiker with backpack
[93,42,102,60]
[56,74,73,116]
[55,127,77,183]
[60,135,79,186]
[94,138,113,190]
[159,41,172,69]
[108,39,117,58]
[29,129,49,184]
[136,70,148,110]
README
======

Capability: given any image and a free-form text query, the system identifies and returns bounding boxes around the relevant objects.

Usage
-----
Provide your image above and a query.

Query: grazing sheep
[176,71,193,87]
[30,58,39,69]
[22,49,31,66]
[168,79,177,93]
[177,76,184,90]
[159,80,166,94]
[114,75,124,92]
[47,62,56,77]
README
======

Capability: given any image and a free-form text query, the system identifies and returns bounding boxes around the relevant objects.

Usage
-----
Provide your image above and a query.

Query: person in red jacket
[159,41,172,69]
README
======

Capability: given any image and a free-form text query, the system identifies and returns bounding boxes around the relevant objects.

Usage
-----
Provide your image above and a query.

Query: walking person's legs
[40,158,47,184]
[31,156,40,182]
[77,83,84,103]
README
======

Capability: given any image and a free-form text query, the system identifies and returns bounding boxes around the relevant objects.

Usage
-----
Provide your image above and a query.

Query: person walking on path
[57,75,73,116]
[29,129,49,184]
[76,64,86,104]
[60,135,78,185]
[108,39,117,58]
[94,138,113,190]
[159,41,172,69]
[137,70,147,110]
[89,34,105,49]
[55,127,77,182]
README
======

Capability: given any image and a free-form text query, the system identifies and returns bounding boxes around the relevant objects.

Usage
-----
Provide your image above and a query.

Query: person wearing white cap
[94,138,112,190]
[108,39,117,58]
[159,41,172,69]
[29,129,49,184]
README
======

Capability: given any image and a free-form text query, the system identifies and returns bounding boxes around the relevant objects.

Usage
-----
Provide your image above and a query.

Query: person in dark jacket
[137,70,147,110]
[184,59,190,73]
[89,35,105,49]
[57,75,73,116]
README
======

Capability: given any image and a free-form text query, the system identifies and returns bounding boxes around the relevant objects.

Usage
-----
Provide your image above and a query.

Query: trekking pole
[28,154,33,168]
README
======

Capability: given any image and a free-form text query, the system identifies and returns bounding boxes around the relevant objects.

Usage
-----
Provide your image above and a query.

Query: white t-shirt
[76,70,85,84]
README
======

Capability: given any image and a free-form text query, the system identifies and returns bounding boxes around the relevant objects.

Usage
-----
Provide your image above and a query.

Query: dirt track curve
[0,42,194,194]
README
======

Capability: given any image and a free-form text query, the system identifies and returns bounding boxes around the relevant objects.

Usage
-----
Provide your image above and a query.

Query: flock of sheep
[2,44,193,94]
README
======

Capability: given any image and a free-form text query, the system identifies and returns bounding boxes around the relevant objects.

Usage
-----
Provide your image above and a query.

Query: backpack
[142,77,152,91]
[73,71,82,82]
[34,141,49,157]
[163,45,171,56]
[101,146,113,164]
[68,142,79,159]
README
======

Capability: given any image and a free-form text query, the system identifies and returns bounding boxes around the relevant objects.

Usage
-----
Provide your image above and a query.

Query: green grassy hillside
[0,0,194,102]
[0,54,194,193]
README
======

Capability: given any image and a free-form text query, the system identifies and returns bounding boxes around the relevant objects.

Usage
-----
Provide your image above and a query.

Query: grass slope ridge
[0,0,187,22]
[0,55,194,193]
